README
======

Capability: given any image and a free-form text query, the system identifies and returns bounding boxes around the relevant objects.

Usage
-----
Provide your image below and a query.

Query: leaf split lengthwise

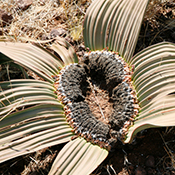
[54,51,139,150]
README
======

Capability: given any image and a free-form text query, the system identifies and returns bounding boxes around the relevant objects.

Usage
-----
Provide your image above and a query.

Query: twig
[75,3,85,14]
[159,132,175,169]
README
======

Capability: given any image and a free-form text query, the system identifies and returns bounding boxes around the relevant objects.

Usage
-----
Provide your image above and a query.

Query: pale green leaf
[49,137,108,175]
[0,104,73,163]
[125,42,175,143]
[0,42,62,83]
[0,79,59,116]
[0,38,77,83]
[131,42,175,106]
[83,0,149,61]
[50,36,78,65]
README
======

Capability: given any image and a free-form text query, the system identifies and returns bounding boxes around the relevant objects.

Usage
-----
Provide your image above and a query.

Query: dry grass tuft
[0,0,91,41]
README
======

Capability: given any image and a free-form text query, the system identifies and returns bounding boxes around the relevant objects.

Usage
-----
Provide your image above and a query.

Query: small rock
[135,166,147,175]
[17,0,33,11]
[0,9,13,27]
[145,155,155,167]
[41,34,49,40]
[50,28,66,38]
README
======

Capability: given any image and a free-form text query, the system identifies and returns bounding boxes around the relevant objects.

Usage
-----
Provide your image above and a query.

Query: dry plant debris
[0,0,91,41]
[136,0,175,53]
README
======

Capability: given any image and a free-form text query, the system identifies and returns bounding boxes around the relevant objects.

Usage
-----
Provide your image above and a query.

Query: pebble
[0,9,13,27]
[50,28,66,38]
[17,0,33,11]
[135,166,147,175]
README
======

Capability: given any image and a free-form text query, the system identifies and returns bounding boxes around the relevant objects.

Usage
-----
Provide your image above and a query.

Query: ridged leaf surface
[0,39,77,83]
[49,137,108,175]
[125,42,175,143]
[0,103,73,163]
[0,79,58,116]
[83,0,149,61]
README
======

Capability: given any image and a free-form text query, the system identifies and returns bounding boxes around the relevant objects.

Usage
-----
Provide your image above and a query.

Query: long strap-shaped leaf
[0,79,59,116]
[49,137,108,175]
[125,42,175,143]
[83,0,149,61]
[50,36,78,64]
[0,79,55,89]
[0,104,73,163]
[0,42,61,83]
[125,94,175,143]
[131,42,175,106]
[0,39,77,83]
